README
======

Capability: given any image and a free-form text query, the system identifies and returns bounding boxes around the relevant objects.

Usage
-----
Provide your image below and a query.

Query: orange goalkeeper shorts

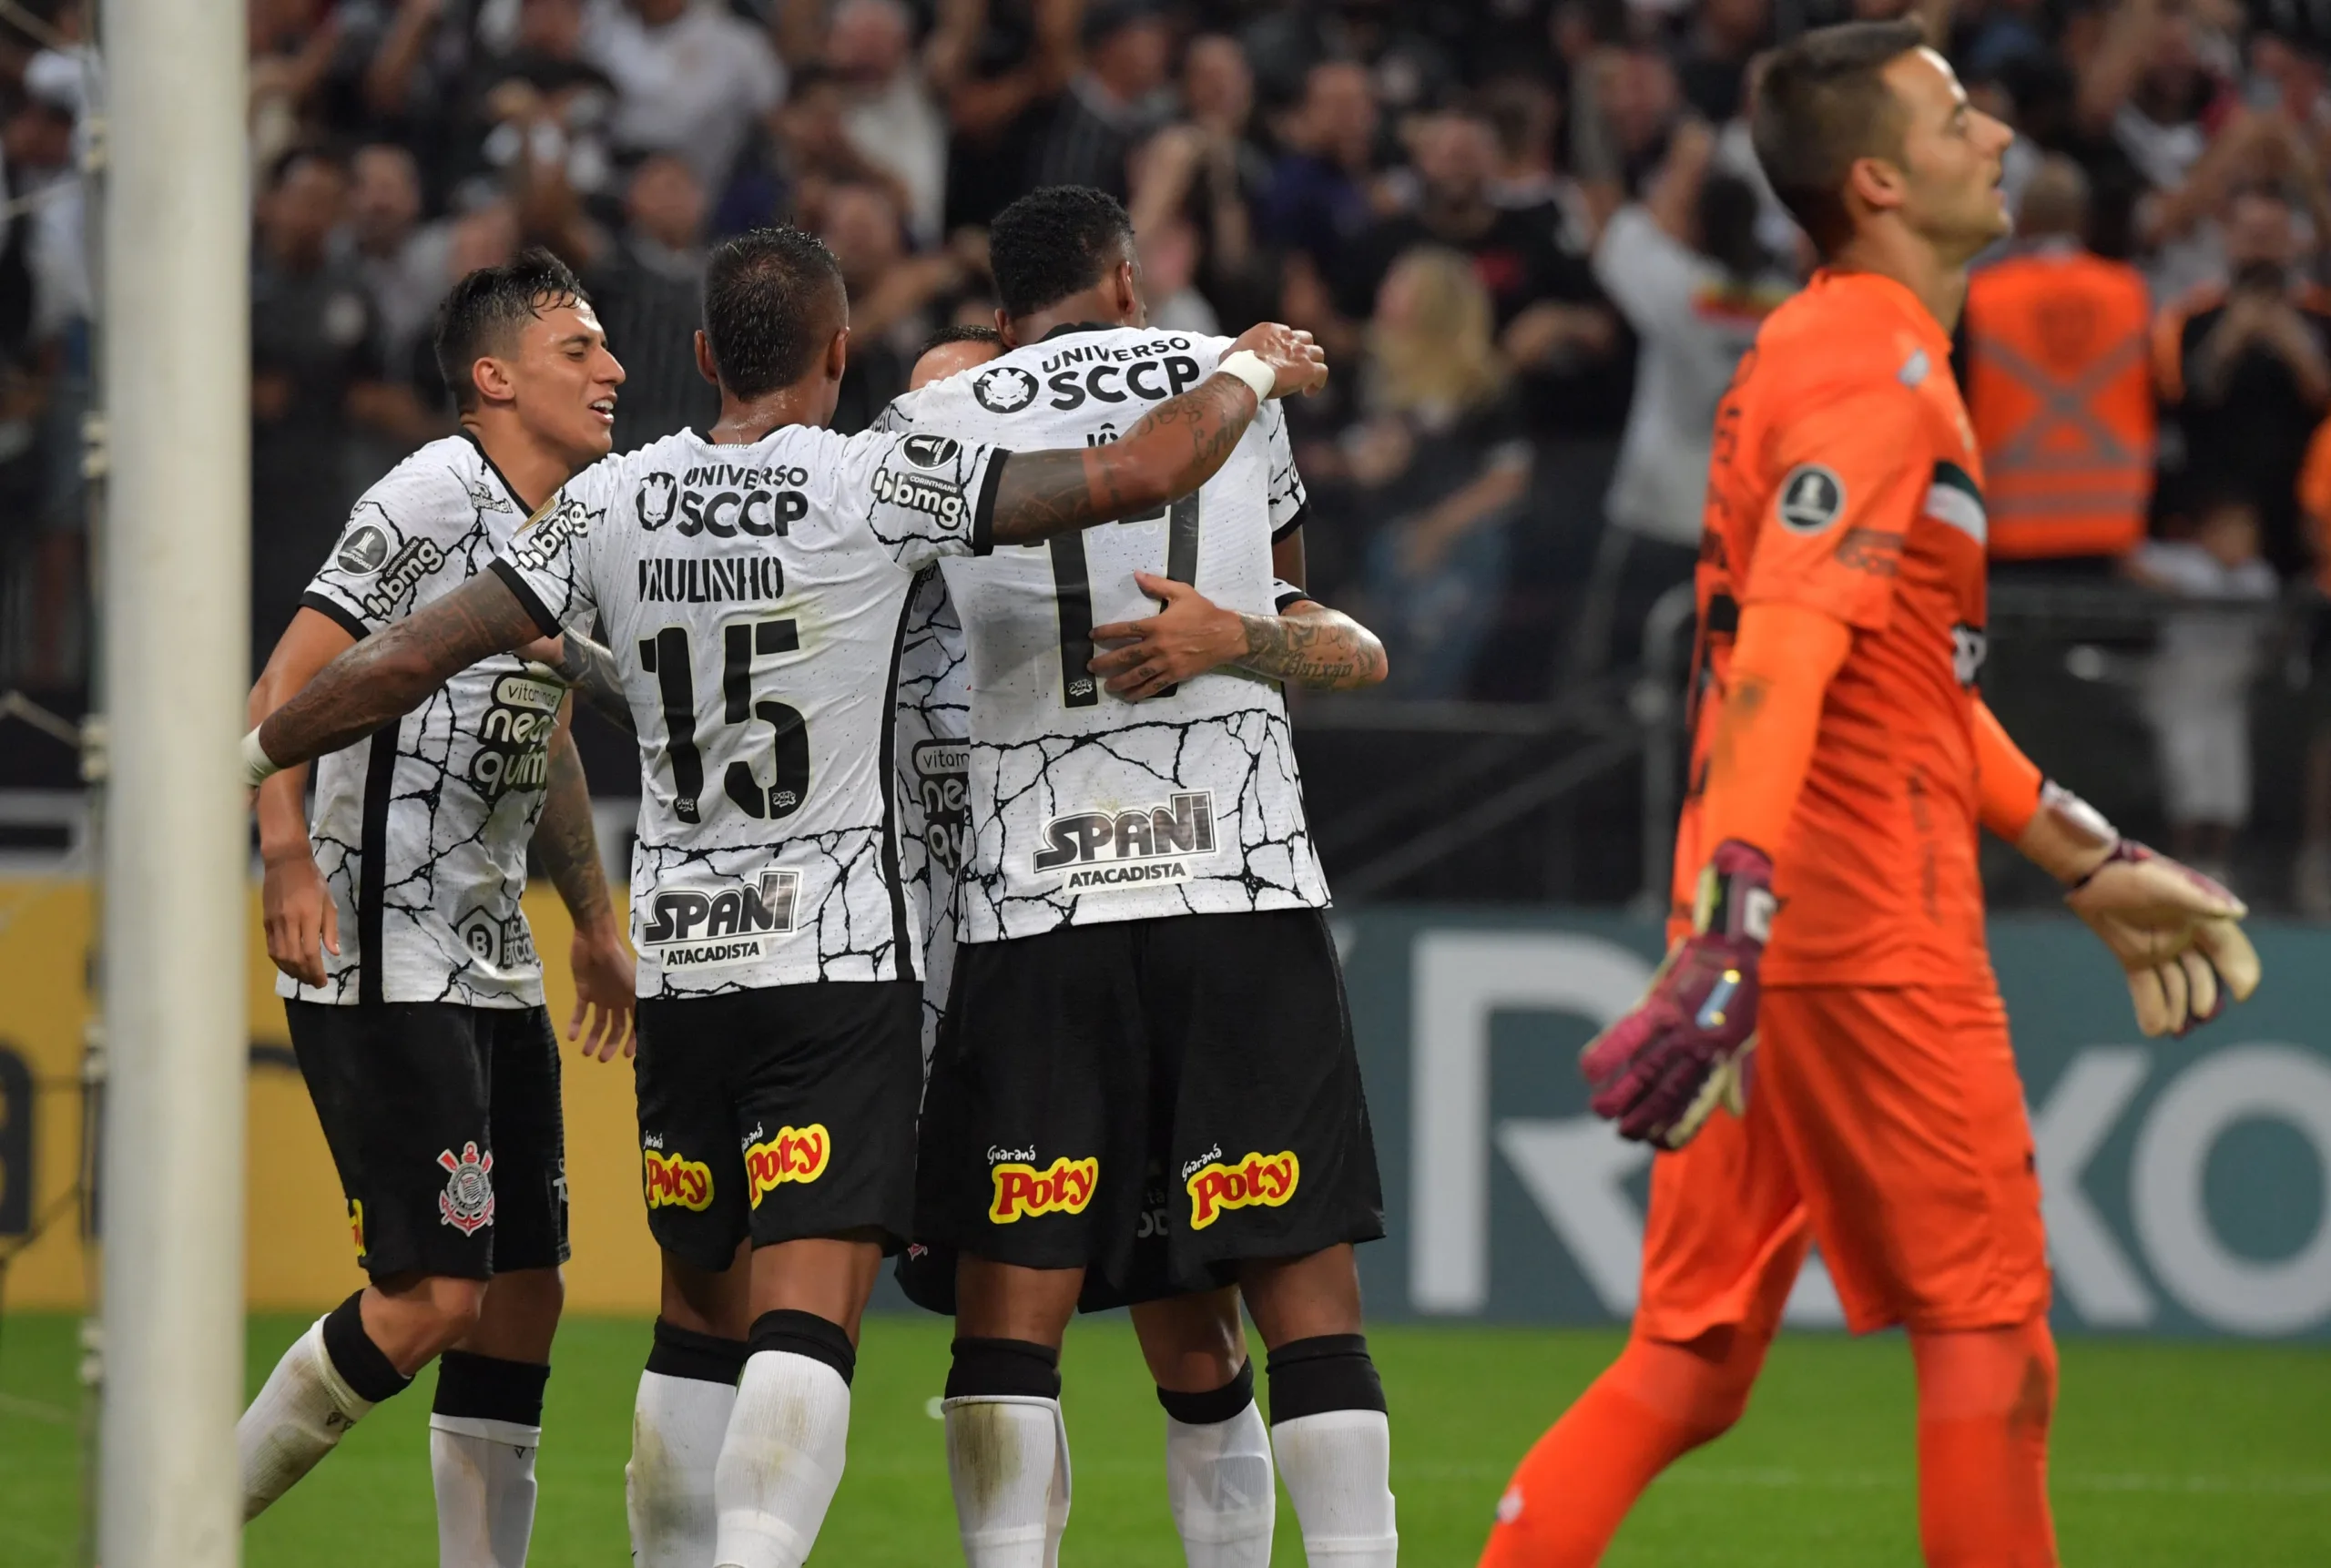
[1635,983,2051,1339]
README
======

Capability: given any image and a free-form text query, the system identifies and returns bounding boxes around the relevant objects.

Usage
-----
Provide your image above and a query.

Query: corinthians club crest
[437,1141,496,1235]
[972,364,1038,413]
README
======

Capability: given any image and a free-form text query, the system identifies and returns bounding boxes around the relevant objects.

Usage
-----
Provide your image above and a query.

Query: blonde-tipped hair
[1366,246,1508,417]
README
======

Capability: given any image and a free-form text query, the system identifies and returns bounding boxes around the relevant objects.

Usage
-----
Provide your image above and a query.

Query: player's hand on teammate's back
[1580,840,1774,1148]
[261,844,340,989]
[1222,321,1329,398]
[1088,573,1247,700]
[2066,842,2263,1036]
[568,917,638,1061]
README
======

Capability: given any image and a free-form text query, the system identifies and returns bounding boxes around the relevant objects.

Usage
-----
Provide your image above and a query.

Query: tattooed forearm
[547,629,636,735]
[535,704,616,930]
[990,372,1259,545]
[257,571,543,768]
[1232,605,1388,689]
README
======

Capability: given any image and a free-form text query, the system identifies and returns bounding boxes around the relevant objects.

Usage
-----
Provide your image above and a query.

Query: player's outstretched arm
[244,571,543,783]
[1972,698,2262,1035]
[534,696,636,1061]
[249,607,358,986]
[987,322,1328,547]
[1087,572,1387,700]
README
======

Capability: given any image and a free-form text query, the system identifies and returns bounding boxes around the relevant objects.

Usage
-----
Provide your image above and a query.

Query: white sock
[238,1317,376,1521]
[1166,1400,1277,1567]
[712,1349,853,1568]
[627,1369,738,1568]
[430,1414,542,1566]
[944,1395,1071,1568]
[1272,1409,1397,1565]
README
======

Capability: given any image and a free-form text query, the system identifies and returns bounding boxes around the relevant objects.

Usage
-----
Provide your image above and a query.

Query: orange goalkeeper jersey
[1677,270,1994,988]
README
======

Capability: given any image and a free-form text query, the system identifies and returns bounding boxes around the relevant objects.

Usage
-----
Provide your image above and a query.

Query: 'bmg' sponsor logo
[1185,1150,1298,1230]
[1033,790,1216,891]
[871,463,967,524]
[354,536,447,621]
[990,1156,1099,1223]
[744,1123,830,1207]
[643,1146,714,1211]
[640,869,801,971]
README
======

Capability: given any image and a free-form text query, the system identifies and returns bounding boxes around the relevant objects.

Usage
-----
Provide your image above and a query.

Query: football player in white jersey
[240,225,1329,1568]
[880,187,1397,1568]
[236,252,636,1559]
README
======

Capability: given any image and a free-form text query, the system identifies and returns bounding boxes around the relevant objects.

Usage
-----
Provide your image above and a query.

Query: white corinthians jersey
[879,324,1328,942]
[289,433,566,1008]
[892,566,969,1060]
[494,423,1003,995]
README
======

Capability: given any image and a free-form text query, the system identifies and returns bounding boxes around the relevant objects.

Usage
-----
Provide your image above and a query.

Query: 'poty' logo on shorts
[643,1147,714,1211]
[348,1198,365,1261]
[990,1156,1099,1223]
[1185,1150,1298,1230]
[745,1124,830,1207]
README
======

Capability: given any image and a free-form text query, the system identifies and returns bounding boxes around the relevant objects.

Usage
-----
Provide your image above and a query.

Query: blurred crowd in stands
[13,0,2331,901]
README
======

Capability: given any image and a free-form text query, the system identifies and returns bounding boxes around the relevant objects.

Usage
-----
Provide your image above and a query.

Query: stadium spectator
[827,0,950,246]
[2127,494,2277,889]
[463,0,620,211]
[1030,0,1175,199]
[1674,0,1772,123]
[1962,155,2155,574]
[1256,59,1384,276]
[1574,118,1793,678]
[1339,246,1532,697]
[2156,185,2331,576]
[937,0,1076,233]
[1127,33,1274,328]
[583,153,719,448]
[339,143,447,386]
[819,179,962,432]
[582,0,785,199]
[250,150,381,667]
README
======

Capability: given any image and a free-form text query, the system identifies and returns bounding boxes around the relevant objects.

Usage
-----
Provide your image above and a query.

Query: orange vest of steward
[1963,249,2156,559]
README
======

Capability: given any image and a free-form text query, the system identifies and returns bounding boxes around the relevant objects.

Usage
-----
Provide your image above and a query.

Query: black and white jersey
[493,423,1004,996]
[893,566,969,1061]
[878,325,1328,942]
[288,433,566,1009]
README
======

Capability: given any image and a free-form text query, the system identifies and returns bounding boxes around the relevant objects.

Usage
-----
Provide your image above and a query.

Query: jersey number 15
[639,619,810,824]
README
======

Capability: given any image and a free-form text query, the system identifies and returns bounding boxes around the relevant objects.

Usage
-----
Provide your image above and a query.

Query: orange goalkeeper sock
[1911,1318,2060,1568]
[1477,1329,1767,1567]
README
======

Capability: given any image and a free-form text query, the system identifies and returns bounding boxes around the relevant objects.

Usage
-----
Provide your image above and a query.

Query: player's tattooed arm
[536,696,637,1059]
[256,572,543,769]
[988,322,1328,546]
[1090,573,1387,700]
[1230,603,1387,689]
[539,628,635,735]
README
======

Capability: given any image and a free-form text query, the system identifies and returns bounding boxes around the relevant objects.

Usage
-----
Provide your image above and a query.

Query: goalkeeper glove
[2066,840,2262,1036]
[1579,839,1772,1149]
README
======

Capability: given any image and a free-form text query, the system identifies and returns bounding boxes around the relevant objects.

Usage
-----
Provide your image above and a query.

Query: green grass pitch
[3,1313,2326,1564]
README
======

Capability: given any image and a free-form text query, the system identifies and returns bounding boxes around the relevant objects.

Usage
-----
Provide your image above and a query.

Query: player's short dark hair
[1751,19,1927,257]
[988,186,1136,320]
[918,322,1003,358]
[431,248,589,413]
[701,225,846,400]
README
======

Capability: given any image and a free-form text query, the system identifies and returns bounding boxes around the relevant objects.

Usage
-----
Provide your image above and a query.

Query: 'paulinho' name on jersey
[877,324,1328,942]
[492,422,1004,995]
[289,433,567,1008]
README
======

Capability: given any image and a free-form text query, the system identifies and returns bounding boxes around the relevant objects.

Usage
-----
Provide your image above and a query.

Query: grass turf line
[1,1314,2326,1564]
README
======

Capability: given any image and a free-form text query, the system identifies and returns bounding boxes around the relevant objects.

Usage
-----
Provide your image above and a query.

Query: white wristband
[1215,349,1277,402]
[241,727,282,788]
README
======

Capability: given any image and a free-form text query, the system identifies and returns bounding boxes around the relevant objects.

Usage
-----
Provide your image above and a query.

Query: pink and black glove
[1580,840,1775,1149]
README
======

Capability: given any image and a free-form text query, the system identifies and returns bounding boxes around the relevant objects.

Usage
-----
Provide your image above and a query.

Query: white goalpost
[94,0,250,1557]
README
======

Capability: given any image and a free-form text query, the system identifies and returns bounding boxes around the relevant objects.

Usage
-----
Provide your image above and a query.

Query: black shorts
[635,982,922,1273]
[915,907,1384,1300]
[286,1000,569,1282]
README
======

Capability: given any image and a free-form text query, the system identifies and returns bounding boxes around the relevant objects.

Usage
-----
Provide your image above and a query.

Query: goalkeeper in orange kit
[1478,22,2262,1568]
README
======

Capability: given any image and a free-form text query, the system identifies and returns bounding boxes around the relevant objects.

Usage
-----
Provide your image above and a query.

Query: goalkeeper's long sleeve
[1699,601,1853,857]
[1971,697,2046,843]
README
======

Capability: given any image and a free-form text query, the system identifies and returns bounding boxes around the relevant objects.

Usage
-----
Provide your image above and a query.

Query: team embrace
[237,182,1398,1568]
